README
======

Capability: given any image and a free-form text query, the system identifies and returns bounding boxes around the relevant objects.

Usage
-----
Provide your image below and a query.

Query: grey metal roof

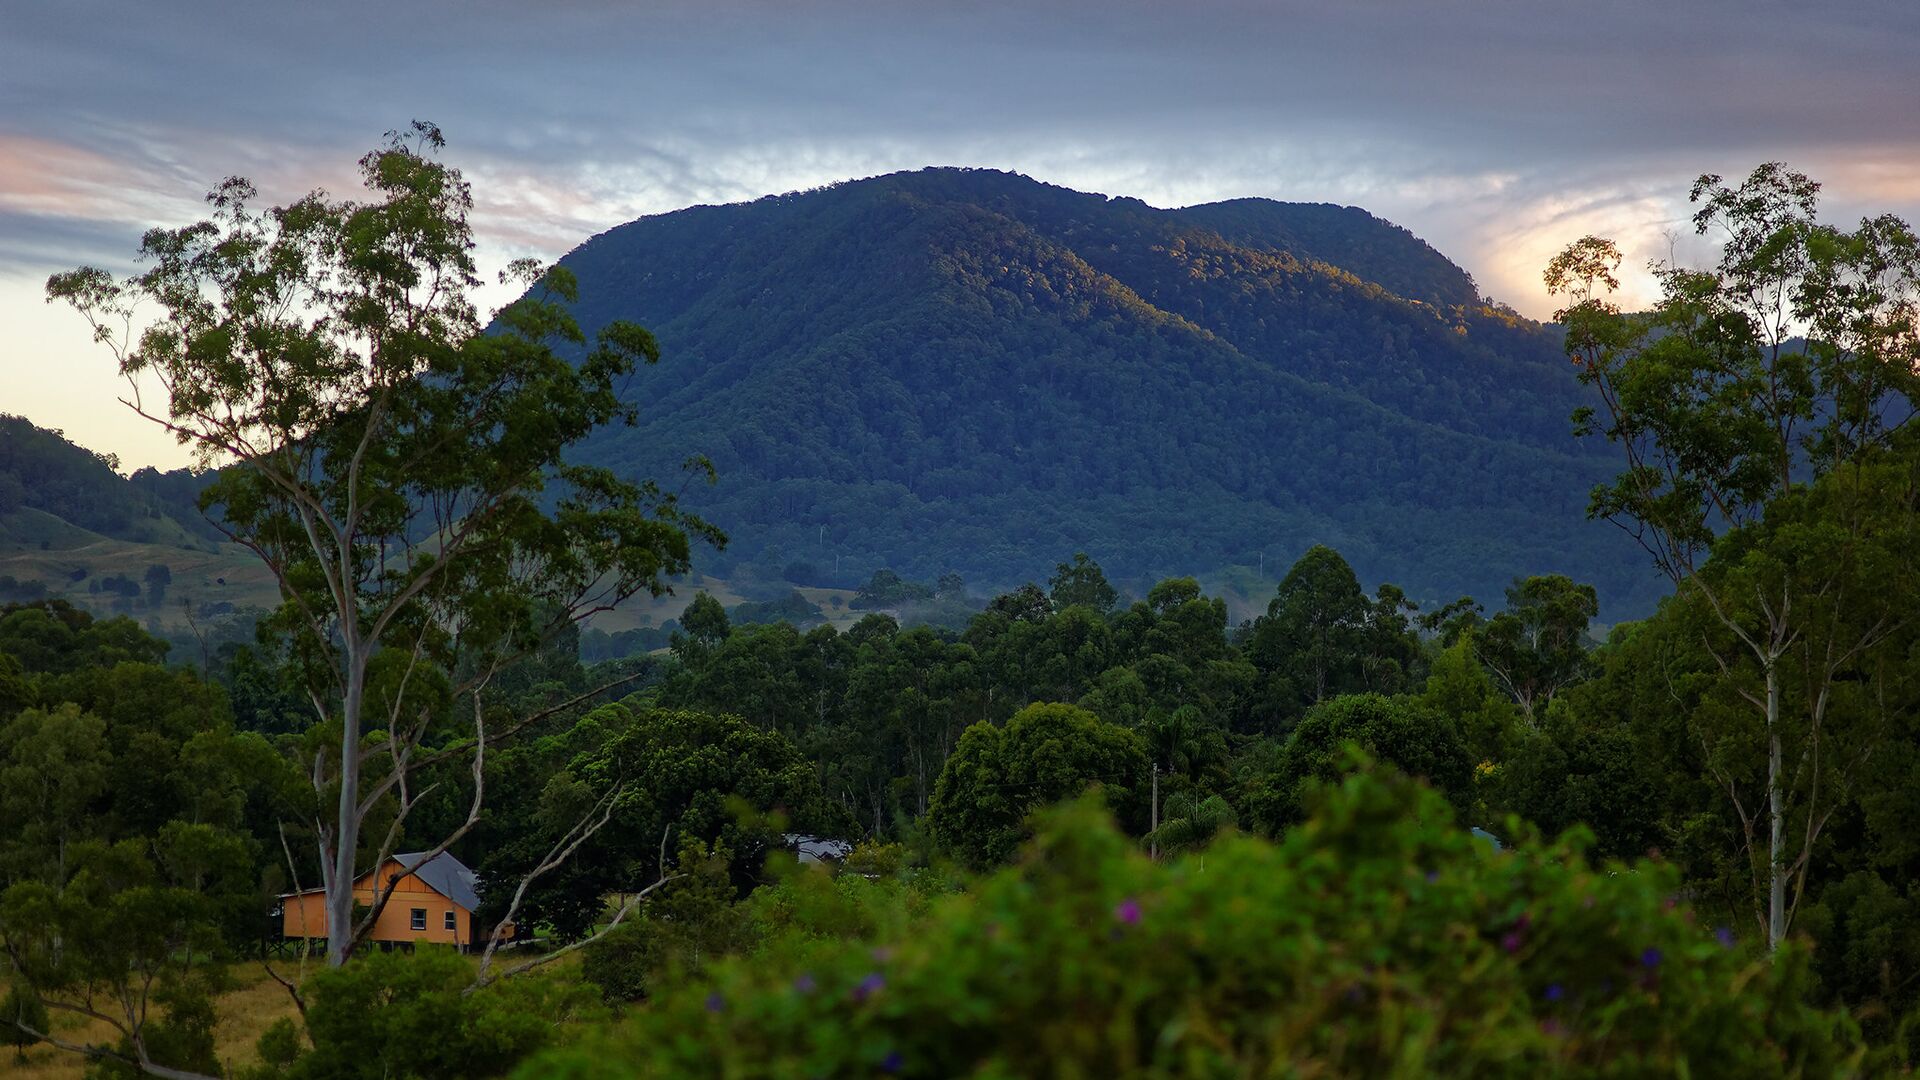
[392,850,483,910]
[783,833,854,864]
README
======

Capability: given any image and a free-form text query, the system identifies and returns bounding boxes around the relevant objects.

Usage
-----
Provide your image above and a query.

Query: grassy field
[0,528,278,633]
[582,574,751,633]
[792,586,863,629]
[8,964,302,1079]
[575,580,866,634]
[6,950,589,1078]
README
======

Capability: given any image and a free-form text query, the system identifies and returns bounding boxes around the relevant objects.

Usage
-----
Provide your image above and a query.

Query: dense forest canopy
[543,167,1661,616]
[0,414,218,548]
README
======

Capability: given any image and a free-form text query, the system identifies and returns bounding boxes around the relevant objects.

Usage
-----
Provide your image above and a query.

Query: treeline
[641,491,1920,1048]
[0,588,1882,1076]
[0,413,219,546]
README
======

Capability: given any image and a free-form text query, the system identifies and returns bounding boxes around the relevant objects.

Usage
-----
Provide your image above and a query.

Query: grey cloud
[0,212,146,280]
[3,0,1917,316]
[10,2,1918,157]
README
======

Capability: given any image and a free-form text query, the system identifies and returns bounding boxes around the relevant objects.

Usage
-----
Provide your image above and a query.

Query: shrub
[251,948,601,1080]
[928,702,1147,869]
[519,768,1863,1078]
[1246,692,1472,832]
[582,841,745,1003]
[86,973,222,1079]
[2,984,49,1062]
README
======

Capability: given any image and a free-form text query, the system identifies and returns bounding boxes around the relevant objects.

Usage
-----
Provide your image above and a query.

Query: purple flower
[880,1050,904,1073]
[705,991,726,1013]
[852,972,886,1002]
[1501,930,1525,954]
[1543,983,1564,1003]
[1715,926,1736,949]
[1641,946,1663,969]
[792,973,817,994]
[1114,897,1142,925]
[1425,870,1440,884]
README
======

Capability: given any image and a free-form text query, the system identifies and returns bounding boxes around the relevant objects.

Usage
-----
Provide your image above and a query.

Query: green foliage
[1047,552,1117,614]
[1,983,48,1059]
[1140,705,1228,785]
[254,948,594,1080]
[1144,791,1236,856]
[580,839,745,1003]
[1498,720,1664,862]
[48,123,723,966]
[1548,168,1920,952]
[728,590,825,627]
[85,973,223,1079]
[1418,637,1519,767]
[0,600,167,676]
[253,1017,304,1072]
[0,413,220,547]
[1246,693,1472,833]
[1554,165,1920,563]
[143,563,172,606]
[1474,575,1598,722]
[1244,546,1424,724]
[520,771,1863,1078]
[927,702,1147,868]
[849,570,935,610]
[739,860,954,951]
[550,168,1656,616]
[677,593,731,653]
[481,703,841,940]
[0,836,252,998]
[0,607,302,1077]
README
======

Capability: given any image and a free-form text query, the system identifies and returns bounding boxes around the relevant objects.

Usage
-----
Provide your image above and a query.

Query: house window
[410,908,426,931]
[444,911,457,932]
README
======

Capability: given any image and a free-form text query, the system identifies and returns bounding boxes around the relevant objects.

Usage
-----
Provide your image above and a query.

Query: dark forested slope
[549,168,1658,614]
[0,414,217,549]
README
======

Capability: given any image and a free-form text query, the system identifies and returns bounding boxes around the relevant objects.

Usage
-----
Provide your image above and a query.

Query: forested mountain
[0,414,216,548]
[550,168,1659,615]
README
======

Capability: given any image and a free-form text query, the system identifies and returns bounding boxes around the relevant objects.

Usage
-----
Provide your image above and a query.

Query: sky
[4,0,1918,470]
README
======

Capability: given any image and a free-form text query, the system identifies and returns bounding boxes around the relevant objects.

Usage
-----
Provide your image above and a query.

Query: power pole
[1149,762,1160,861]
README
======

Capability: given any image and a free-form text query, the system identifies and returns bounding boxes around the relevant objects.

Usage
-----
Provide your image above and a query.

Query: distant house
[783,833,854,865]
[279,851,514,951]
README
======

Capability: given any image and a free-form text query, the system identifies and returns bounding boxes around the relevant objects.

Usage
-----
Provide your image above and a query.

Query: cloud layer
[5,0,1917,467]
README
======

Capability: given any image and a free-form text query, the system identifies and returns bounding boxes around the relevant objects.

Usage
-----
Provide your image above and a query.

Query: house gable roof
[391,850,483,911]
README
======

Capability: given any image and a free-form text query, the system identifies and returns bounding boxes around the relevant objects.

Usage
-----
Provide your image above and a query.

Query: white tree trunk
[1766,661,1786,950]
[326,658,366,966]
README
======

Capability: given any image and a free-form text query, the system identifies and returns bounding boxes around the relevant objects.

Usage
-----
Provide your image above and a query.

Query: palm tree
[1142,705,1228,784]
[1145,793,1237,856]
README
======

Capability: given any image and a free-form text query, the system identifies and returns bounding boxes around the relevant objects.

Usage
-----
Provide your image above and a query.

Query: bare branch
[467,869,683,995]
[470,783,631,985]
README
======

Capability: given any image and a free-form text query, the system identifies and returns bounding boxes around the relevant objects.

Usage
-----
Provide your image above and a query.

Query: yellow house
[280,851,511,951]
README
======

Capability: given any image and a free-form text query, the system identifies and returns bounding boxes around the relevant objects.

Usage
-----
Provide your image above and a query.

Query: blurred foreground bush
[520,767,1863,1078]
